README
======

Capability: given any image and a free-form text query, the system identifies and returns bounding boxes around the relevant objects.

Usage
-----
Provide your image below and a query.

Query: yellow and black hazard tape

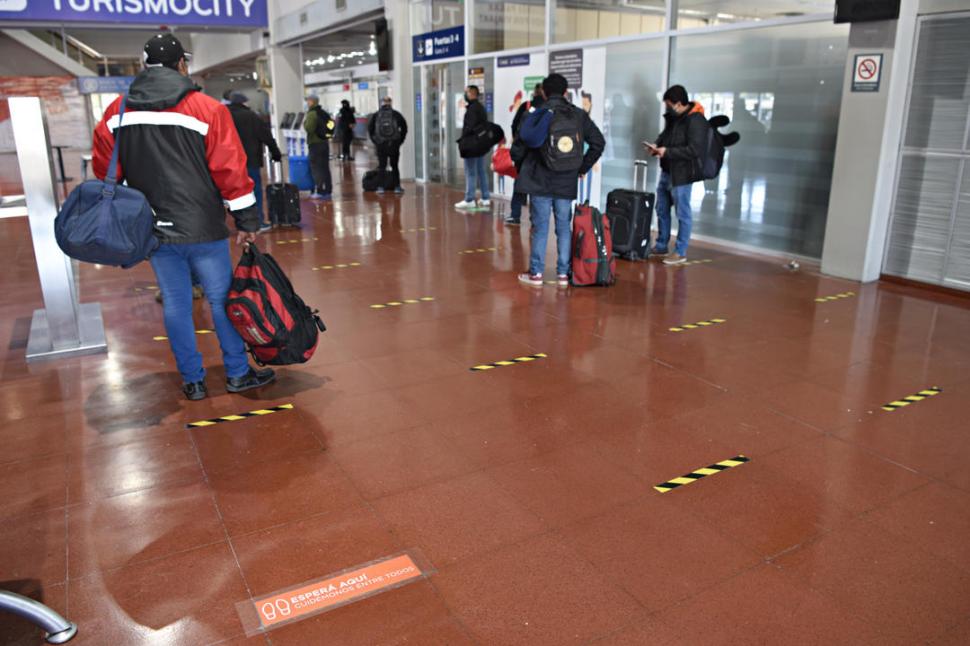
[277,237,319,245]
[815,291,855,303]
[654,455,749,493]
[370,297,435,309]
[470,353,547,371]
[459,247,497,254]
[135,285,160,293]
[312,262,361,271]
[669,318,726,333]
[882,386,941,412]
[186,403,294,428]
[401,226,437,233]
[668,258,713,267]
[154,329,214,341]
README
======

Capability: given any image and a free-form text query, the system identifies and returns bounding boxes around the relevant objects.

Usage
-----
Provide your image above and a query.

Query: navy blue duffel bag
[55,95,158,268]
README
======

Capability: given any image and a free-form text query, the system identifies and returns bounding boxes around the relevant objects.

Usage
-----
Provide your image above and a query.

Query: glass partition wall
[410,0,848,259]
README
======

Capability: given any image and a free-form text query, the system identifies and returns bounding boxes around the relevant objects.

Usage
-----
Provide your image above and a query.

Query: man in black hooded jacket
[93,34,275,401]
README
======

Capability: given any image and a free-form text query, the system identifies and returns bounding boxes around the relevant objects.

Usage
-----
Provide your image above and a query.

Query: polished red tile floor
[2,156,970,644]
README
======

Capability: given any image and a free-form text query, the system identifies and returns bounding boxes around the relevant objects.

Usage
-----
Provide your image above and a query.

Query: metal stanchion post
[9,97,107,362]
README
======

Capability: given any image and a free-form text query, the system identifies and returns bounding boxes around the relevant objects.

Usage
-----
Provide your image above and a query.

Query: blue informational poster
[0,0,267,28]
[412,26,464,63]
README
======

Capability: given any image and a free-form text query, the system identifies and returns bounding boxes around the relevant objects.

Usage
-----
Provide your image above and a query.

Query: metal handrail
[0,590,77,643]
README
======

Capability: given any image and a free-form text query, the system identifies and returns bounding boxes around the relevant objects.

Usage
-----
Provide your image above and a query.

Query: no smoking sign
[852,53,883,92]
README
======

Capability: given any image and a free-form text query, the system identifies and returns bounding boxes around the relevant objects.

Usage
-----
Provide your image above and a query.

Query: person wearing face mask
[643,85,706,265]
[455,85,490,209]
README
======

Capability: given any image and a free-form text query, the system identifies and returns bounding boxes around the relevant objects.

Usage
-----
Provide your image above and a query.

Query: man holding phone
[644,85,707,265]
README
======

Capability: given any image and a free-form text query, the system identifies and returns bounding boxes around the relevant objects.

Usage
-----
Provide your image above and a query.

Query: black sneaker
[226,367,276,393]
[183,380,208,401]
[504,217,521,226]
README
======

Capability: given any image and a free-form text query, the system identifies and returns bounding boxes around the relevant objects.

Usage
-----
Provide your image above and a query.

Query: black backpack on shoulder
[314,107,335,140]
[541,104,584,172]
[373,109,402,146]
[698,114,741,180]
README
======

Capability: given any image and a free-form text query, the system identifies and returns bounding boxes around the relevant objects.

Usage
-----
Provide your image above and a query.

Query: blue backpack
[55,95,158,268]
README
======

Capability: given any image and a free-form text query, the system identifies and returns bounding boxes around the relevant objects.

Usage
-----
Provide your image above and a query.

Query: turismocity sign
[0,0,267,27]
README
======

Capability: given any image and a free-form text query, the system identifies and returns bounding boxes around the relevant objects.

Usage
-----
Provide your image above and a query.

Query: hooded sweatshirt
[93,66,258,244]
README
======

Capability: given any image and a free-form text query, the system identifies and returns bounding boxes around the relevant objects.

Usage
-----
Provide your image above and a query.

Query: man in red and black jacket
[93,33,276,401]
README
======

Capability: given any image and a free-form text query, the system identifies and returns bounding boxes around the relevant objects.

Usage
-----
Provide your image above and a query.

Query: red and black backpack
[226,244,326,365]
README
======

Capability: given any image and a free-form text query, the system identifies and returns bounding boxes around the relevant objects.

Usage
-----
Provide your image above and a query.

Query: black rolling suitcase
[606,160,654,261]
[266,161,301,227]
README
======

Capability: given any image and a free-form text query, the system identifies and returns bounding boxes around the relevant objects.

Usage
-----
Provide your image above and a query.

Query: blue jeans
[248,167,264,222]
[655,171,693,256]
[150,239,250,384]
[529,195,573,276]
[463,155,490,202]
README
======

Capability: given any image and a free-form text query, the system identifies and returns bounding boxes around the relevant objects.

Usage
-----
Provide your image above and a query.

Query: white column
[387,0,416,180]
[820,3,918,282]
[267,43,304,177]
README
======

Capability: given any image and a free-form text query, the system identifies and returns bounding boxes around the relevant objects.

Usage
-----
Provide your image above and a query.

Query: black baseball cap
[144,33,192,69]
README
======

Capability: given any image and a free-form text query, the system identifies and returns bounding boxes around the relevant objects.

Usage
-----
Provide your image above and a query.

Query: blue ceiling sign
[78,76,134,94]
[0,0,267,28]
[412,25,464,63]
[497,54,530,68]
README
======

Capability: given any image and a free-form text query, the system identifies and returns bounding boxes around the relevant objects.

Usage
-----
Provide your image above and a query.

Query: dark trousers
[377,147,401,189]
[510,192,526,221]
[247,167,264,222]
[308,142,332,194]
[342,128,354,159]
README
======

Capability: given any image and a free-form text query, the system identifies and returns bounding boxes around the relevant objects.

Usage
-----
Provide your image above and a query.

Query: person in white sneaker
[456,85,490,209]
[513,74,605,287]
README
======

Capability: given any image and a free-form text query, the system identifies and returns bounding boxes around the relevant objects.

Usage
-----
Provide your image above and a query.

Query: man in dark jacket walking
[227,93,282,231]
[514,73,605,286]
[456,85,490,209]
[367,96,408,195]
[338,99,356,161]
[92,34,275,400]
[644,85,707,265]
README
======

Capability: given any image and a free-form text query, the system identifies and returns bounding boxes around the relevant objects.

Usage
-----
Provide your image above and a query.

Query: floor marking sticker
[236,551,432,636]
[654,455,749,493]
[312,262,362,271]
[470,353,547,371]
[276,237,319,245]
[135,285,160,293]
[154,329,214,341]
[669,318,726,333]
[881,386,942,412]
[400,226,437,233]
[458,247,497,254]
[815,291,856,303]
[370,296,435,309]
[186,404,294,428]
[668,258,713,267]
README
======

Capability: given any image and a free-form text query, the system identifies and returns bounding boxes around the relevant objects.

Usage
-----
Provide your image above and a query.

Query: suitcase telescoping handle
[634,159,649,192]
[272,160,286,185]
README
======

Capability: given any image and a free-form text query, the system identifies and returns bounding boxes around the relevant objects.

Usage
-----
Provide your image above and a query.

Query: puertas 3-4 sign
[412,26,464,63]
[0,0,267,28]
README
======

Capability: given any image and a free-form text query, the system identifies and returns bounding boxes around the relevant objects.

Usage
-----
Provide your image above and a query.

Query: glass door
[424,61,466,190]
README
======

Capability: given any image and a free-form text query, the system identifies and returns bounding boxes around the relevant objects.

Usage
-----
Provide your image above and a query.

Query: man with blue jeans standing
[644,85,707,265]
[93,34,276,401]
[513,73,605,286]
[455,85,491,209]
